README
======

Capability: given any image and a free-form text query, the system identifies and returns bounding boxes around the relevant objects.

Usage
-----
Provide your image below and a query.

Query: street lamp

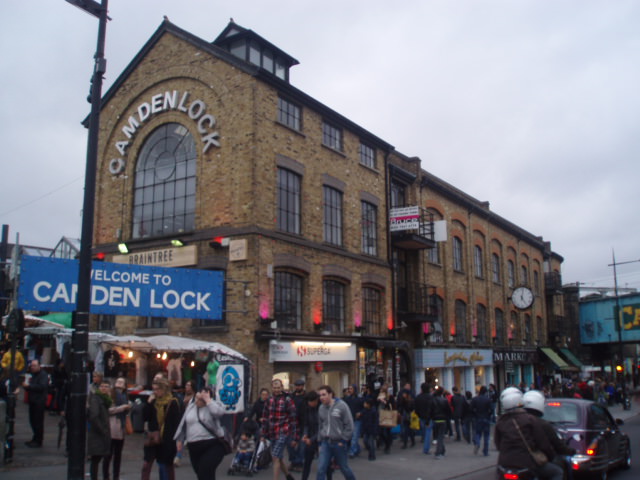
[65,1,109,479]
[608,251,640,411]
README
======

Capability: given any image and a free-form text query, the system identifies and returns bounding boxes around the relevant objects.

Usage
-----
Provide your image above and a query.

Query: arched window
[274,271,303,329]
[491,253,501,283]
[476,303,487,344]
[474,245,484,278]
[495,308,505,344]
[453,237,464,272]
[132,123,196,238]
[323,279,347,333]
[507,260,515,287]
[455,299,467,344]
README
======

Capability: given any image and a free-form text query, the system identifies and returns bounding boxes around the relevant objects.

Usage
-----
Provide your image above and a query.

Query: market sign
[268,341,356,363]
[389,206,420,232]
[17,255,223,320]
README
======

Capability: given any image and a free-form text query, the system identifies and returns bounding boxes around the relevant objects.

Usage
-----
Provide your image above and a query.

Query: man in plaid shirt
[262,379,299,480]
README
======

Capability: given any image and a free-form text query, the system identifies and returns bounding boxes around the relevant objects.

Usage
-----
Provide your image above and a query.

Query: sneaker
[435,455,443,460]
[173,457,181,467]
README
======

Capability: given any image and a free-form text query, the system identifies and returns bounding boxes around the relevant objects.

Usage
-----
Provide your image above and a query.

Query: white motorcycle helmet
[523,390,545,415]
[500,387,524,411]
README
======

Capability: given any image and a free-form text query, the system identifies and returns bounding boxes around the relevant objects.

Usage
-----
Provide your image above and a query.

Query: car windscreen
[543,401,579,425]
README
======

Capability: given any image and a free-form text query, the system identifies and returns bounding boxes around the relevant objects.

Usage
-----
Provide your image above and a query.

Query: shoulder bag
[512,418,548,466]
[196,405,234,455]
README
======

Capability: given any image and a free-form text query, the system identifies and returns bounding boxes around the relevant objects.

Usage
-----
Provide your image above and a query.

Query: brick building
[91,19,567,396]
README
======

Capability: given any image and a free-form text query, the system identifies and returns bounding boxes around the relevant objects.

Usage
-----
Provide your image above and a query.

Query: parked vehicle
[543,398,631,479]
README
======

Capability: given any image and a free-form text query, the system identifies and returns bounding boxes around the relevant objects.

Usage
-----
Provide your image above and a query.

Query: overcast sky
[1,0,639,291]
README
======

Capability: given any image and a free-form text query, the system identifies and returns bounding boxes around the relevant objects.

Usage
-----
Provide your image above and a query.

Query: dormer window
[214,21,299,83]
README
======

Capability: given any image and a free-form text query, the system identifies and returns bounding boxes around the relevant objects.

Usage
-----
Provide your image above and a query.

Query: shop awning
[539,347,570,369]
[97,334,249,361]
[560,348,584,368]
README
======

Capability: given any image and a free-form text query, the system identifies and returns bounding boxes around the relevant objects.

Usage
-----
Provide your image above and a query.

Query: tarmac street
[1,397,637,480]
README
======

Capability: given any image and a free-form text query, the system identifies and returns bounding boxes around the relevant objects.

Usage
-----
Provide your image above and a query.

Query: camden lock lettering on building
[17,255,223,320]
[109,90,221,175]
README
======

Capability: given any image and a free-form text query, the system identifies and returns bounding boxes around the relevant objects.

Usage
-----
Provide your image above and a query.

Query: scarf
[96,391,113,408]
[154,393,173,436]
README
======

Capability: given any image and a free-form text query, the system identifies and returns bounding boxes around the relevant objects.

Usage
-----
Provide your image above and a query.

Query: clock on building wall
[511,286,534,310]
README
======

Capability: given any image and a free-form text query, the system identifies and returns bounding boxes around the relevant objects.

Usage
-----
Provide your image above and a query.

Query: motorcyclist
[494,387,555,478]
[523,390,576,480]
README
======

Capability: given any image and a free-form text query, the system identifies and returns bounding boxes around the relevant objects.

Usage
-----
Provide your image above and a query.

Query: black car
[543,398,631,479]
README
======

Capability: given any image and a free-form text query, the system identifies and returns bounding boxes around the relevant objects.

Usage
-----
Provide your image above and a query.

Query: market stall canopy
[98,334,248,361]
[1,313,68,330]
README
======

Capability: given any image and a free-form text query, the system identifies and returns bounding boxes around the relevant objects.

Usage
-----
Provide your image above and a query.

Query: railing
[545,271,562,293]
[397,282,438,320]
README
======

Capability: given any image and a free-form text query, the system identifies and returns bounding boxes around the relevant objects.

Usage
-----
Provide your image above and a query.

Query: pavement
[1,398,637,480]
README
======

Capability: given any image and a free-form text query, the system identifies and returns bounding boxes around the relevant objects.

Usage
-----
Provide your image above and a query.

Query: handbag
[144,430,161,446]
[512,419,547,466]
[379,408,399,428]
[196,406,234,455]
[125,415,134,435]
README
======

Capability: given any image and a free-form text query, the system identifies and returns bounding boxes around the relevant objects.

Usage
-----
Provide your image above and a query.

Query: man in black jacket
[470,386,492,456]
[431,387,451,459]
[22,359,49,447]
[414,383,434,454]
[450,387,466,442]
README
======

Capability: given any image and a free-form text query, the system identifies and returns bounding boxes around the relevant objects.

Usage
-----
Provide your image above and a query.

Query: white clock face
[512,287,534,310]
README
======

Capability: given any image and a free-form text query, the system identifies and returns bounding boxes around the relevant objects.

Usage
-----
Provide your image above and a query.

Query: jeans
[288,436,304,466]
[349,419,362,456]
[461,417,473,443]
[453,417,462,440]
[433,420,447,457]
[317,439,356,480]
[363,433,376,460]
[474,418,491,456]
[421,419,433,453]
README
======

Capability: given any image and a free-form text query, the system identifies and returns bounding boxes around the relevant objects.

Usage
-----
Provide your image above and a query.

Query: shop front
[492,348,538,391]
[415,347,494,393]
[269,340,357,394]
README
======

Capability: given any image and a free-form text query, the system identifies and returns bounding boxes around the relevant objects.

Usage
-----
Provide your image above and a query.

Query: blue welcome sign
[17,255,224,320]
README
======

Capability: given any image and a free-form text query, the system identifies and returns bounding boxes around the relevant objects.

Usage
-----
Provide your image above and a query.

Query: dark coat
[470,393,492,420]
[451,393,466,419]
[414,392,433,422]
[26,370,49,405]
[145,397,181,465]
[494,409,555,470]
[431,396,451,422]
[360,406,378,436]
[87,392,111,456]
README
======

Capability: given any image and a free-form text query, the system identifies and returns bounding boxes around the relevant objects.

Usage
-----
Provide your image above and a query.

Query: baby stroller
[227,421,267,476]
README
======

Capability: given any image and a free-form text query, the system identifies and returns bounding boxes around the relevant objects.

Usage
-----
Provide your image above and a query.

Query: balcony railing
[397,281,438,324]
[390,207,435,250]
[545,271,563,293]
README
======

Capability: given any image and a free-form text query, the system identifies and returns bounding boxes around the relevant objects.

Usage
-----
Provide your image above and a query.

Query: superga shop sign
[269,341,356,363]
[109,90,221,176]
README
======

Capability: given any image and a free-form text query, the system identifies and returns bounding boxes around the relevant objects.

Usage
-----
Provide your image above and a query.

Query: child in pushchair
[228,421,258,476]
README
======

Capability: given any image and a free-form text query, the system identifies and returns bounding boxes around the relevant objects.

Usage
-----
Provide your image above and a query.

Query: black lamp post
[65,1,109,478]
[609,251,640,411]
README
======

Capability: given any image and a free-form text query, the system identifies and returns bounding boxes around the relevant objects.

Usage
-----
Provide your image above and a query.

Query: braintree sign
[17,256,223,320]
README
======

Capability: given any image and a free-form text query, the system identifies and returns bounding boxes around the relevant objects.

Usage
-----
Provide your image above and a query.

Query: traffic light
[615,364,624,373]
[6,308,24,334]
[93,252,106,261]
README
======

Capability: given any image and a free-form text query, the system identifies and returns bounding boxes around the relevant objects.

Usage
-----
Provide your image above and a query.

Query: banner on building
[17,255,224,320]
[216,364,245,412]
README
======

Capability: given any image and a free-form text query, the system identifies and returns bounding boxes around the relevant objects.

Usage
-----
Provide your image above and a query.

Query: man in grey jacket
[316,385,356,480]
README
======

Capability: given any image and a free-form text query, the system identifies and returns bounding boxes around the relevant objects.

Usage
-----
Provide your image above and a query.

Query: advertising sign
[415,348,493,368]
[216,364,245,413]
[580,294,640,344]
[389,206,420,232]
[17,255,223,320]
[269,341,356,362]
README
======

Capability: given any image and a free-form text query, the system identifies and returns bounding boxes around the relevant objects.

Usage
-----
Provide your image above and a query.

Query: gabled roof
[94,19,392,151]
[213,20,299,67]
